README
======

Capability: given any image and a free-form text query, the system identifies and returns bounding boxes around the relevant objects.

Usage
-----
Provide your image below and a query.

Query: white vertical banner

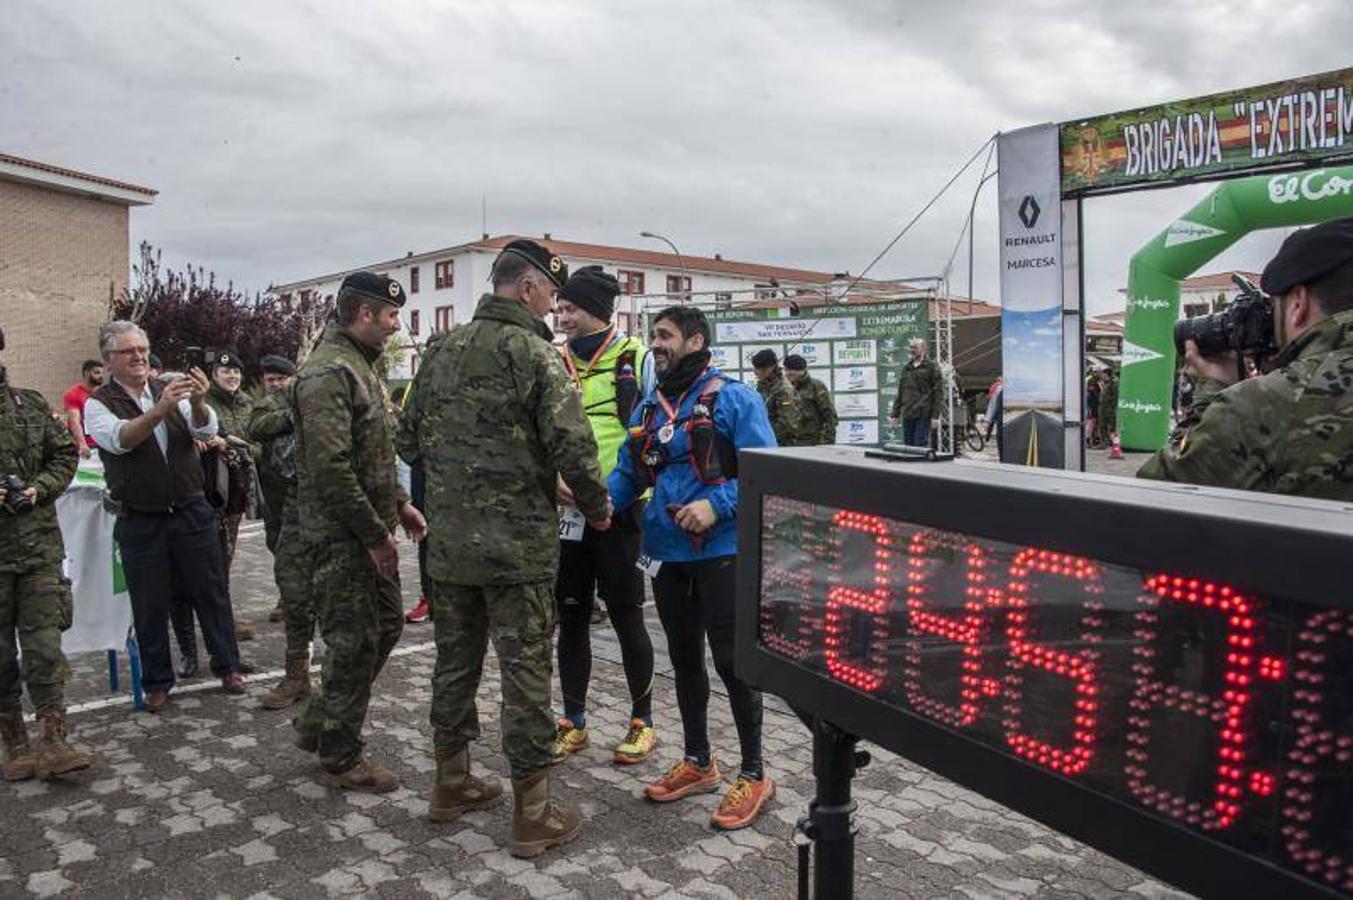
[998,124,1064,468]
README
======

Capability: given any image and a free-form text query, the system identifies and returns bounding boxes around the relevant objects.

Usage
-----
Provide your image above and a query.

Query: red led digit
[1000,548,1105,776]
[1126,575,1260,831]
[1282,609,1353,894]
[822,511,895,693]
[760,565,814,661]
[903,530,998,727]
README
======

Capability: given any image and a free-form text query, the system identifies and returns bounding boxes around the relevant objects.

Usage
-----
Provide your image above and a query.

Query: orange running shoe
[645,757,722,803]
[710,776,775,830]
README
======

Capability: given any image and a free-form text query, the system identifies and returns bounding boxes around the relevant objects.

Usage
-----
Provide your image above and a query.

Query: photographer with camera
[85,322,246,712]
[0,327,92,781]
[1138,217,1353,499]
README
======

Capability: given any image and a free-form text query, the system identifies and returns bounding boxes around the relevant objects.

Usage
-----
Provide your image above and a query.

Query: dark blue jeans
[903,417,931,449]
[116,499,240,692]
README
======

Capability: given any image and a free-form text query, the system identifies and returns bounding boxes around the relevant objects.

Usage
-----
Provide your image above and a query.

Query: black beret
[560,266,620,322]
[750,348,778,369]
[213,349,243,370]
[1261,217,1353,296]
[339,271,406,308]
[783,354,808,371]
[499,239,569,290]
[259,354,297,376]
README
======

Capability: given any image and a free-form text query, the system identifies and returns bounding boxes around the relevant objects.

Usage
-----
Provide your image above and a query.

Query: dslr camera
[2,474,33,514]
[1173,274,1278,362]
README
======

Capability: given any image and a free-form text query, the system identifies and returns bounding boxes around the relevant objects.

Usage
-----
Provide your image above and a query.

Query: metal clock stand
[795,717,871,900]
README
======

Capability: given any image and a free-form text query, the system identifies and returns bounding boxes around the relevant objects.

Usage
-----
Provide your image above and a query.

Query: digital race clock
[734,448,1353,900]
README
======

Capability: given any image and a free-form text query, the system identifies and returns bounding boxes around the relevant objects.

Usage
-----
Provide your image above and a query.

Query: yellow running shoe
[613,718,658,765]
[551,718,588,764]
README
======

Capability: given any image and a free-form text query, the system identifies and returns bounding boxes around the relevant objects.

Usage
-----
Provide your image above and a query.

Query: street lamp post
[639,230,691,303]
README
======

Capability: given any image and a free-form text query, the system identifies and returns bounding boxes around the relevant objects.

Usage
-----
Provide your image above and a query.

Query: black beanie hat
[559,266,620,322]
[259,354,297,376]
[1261,217,1353,296]
[783,354,808,371]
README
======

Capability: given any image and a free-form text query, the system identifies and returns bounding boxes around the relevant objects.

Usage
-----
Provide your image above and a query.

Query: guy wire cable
[781,132,998,357]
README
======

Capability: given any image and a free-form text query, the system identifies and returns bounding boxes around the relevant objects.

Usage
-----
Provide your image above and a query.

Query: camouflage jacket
[889,357,942,421]
[1099,377,1119,435]
[206,385,259,457]
[247,389,297,491]
[397,294,607,586]
[756,370,802,447]
[0,372,77,572]
[1137,309,1353,500]
[294,324,407,548]
[790,375,838,445]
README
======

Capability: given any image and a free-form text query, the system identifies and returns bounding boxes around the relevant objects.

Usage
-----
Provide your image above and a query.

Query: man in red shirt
[62,360,105,458]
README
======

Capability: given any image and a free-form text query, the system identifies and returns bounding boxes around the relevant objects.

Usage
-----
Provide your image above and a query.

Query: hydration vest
[627,376,738,490]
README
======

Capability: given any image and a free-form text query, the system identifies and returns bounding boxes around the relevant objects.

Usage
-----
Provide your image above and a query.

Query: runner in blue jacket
[607,305,777,831]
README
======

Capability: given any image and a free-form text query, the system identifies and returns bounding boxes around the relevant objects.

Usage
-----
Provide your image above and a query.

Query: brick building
[0,152,156,402]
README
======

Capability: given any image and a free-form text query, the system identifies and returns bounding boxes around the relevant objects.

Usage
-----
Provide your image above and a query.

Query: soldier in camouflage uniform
[1140,217,1353,500]
[782,353,837,445]
[1097,368,1119,446]
[0,327,91,781]
[291,272,427,792]
[749,349,801,446]
[398,239,611,858]
[248,356,315,710]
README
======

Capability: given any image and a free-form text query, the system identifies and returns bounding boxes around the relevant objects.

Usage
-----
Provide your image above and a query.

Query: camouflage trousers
[429,578,556,780]
[218,512,243,573]
[0,567,71,715]
[294,540,403,774]
[274,511,316,654]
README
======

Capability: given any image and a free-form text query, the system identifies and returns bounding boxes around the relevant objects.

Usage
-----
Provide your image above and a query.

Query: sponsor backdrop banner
[1118,163,1353,449]
[1061,67,1353,195]
[707,300,928,447]
[998,124,1065,467]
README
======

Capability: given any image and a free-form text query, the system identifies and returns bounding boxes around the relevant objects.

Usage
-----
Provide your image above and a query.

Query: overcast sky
[4,0,1350,314]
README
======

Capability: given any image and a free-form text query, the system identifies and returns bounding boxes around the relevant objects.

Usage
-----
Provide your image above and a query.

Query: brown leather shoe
[145,691,169,714]
[325,759,400,793]
[234,619,255,641]
[222,673,247,695]
[268,603,284,624]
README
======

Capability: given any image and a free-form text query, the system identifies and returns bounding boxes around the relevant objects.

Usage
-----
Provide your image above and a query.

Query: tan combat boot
[260,651,312,710]
[1,710,35,782]
[509,769,583,858]
[325,758,400,793]
[428,745,503,822]
[34,710,91,780]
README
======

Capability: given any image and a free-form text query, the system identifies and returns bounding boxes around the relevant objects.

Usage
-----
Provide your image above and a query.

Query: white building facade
[272,235,840,382]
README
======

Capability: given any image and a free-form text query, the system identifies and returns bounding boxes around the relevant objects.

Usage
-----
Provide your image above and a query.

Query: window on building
[754,283,776,300]
[1182,302,1209,319]
[618,270,645,295]
[409,309,420,336]
[435,260,454,290]
[665,274,691,296]
[435,305,454,333]
[714,292,733,308]
[410,266,420,293]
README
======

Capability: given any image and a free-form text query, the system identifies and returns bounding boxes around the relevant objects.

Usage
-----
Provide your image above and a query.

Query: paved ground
[2,453,1186,898]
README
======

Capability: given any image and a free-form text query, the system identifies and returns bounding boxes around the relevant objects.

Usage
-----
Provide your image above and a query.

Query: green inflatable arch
[1117,164,1353,450]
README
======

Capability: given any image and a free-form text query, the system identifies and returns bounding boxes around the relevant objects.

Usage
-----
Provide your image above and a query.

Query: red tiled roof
[0,151,156,197]
[474,235,843,285]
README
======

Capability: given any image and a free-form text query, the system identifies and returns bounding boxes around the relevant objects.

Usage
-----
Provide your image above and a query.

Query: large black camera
[1173,275,1277,360]
[2,474,33,514]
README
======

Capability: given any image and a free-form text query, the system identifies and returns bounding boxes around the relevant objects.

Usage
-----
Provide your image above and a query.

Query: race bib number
[558,507,586,542]
[636,553,662,577]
